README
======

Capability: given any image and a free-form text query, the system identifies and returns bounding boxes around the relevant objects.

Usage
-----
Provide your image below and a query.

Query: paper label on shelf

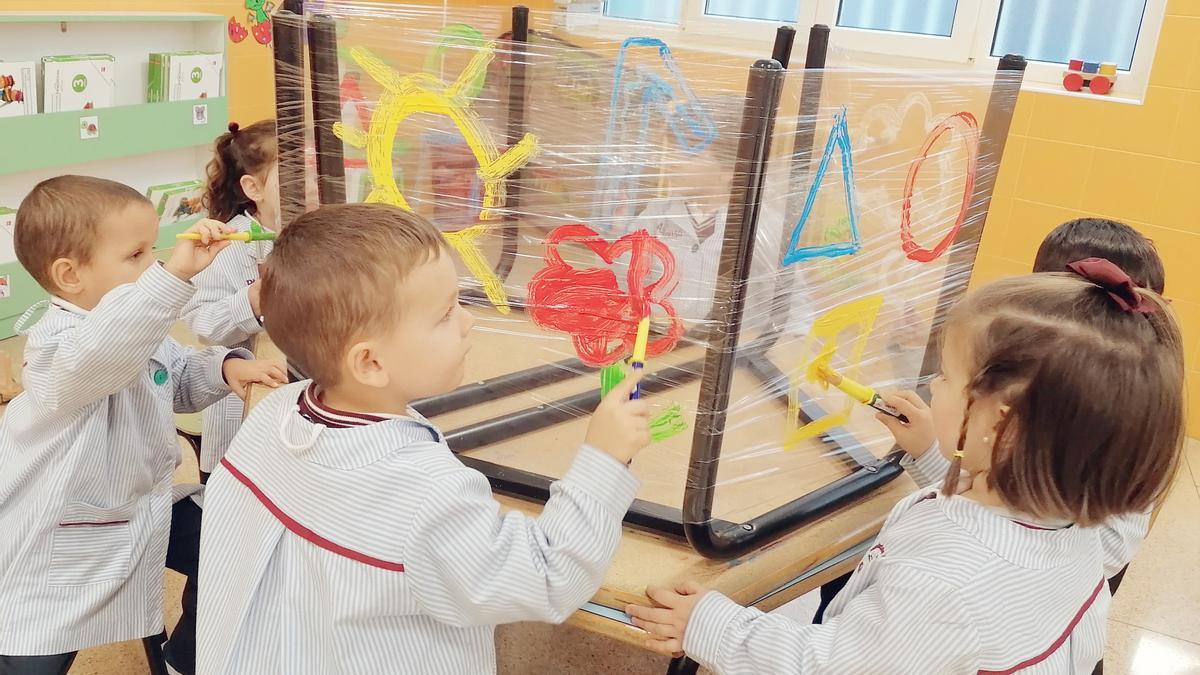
[79,115,99,140]
[0,62,38,118]
[0,209,16,266]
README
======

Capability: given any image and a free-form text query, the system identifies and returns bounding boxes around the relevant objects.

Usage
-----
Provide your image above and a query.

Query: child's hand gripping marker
[808,348,909,423]
[177,220,277,243]
[629,317,650,400]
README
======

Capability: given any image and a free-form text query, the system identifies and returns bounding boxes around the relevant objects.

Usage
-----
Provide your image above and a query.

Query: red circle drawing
[899,111,980,263]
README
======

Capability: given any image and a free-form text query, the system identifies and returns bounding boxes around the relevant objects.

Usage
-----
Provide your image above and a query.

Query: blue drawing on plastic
[606,37,717,154]
[783,107,861,265]
[596,37,718,229]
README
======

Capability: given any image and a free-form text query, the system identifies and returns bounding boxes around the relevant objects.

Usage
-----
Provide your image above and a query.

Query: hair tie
[1066,257,1157,314]
[228,121,240,134]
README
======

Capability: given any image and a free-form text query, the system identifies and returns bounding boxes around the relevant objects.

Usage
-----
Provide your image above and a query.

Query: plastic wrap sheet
[275,2,1021,548]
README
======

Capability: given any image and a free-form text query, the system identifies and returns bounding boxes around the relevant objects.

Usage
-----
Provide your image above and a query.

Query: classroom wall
[971,0,1200,430]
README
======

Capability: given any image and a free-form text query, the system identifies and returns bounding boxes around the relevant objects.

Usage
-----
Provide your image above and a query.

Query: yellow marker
[630,317,650,400]
[175,231,275,242]
[813,363,908,423]
[785,294,883,448]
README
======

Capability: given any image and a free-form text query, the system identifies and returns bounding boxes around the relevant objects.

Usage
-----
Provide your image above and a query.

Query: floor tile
[1109,464,1200,644]
[1106,620,1200,675]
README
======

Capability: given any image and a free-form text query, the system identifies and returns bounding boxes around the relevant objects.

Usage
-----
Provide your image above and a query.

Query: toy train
[1063,59,1117,95]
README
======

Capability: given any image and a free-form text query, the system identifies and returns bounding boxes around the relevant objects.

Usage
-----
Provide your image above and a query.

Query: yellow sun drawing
[334,43,540,314]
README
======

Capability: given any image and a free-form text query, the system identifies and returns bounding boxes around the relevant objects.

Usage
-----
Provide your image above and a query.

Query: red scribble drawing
[527,224,683,367]
[899,111,980,263]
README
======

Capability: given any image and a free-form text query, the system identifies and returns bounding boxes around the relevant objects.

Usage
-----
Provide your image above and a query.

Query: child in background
[182,120,278,481]
[198,204,651,674]
[0,176,285,675]
[812,216,1166,625]
[1033,217,1165,294]
[628,262,1184,673]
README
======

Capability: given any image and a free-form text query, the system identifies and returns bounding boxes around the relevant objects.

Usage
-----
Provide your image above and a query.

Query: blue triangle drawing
[784,107,861,265]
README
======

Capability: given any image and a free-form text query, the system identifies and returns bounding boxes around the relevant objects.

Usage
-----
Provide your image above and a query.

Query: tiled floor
[2,329,1196,674]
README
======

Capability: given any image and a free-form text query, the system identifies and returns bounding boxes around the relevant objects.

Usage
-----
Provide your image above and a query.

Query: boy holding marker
[197,204,652,674]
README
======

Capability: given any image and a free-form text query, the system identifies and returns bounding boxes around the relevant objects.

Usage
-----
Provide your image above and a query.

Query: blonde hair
[943,273,1184,525]
[15,175,149,293]
[261,203,448,386]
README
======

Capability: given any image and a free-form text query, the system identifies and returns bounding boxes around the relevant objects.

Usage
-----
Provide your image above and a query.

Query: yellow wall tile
[1153,160,1200,231]
[1170,299,1200,370]
[1014,140,1093,208]
[1083,151,1168,222]
[979,195,1012,255]
[1170,90,1200,162]
[1137,223,1200,303]
[992,135,1026,202]
[1150,16,1200,87]
[999,198,1081,263]
[968,254,1027,289]
[1027,87,1185,156]
[1169,0,1200,17]
[1010,92,1035,136]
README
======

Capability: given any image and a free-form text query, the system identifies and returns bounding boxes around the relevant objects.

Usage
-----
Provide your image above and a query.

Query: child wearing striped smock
[197,204,651,674]
[628,260,1185,674]
[182,120,279,482]
[0,177,285,675]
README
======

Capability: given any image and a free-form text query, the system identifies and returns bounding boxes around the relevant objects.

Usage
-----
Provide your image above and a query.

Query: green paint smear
[599,364,688,442]
[648,403,687,442]
[423,24,488,100]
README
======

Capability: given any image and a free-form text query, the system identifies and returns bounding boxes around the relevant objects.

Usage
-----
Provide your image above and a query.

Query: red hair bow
[1066,257,1157,314]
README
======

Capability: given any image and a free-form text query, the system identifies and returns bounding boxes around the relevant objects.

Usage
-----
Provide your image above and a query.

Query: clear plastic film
[273,2,1022,558]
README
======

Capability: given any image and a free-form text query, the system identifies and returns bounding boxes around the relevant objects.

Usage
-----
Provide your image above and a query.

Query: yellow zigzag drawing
[785,294,884,449]
[334,43,540,314]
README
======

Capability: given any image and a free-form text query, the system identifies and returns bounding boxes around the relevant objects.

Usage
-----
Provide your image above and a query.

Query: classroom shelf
[0,217,201,339]
[0,98,229,177]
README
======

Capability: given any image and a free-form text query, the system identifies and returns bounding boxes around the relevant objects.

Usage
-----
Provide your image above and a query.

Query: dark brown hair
[203,120,277,223]
[15,175,150,292]
[261,203,447,386]
[942,273,1184,525]
[1034,218,1165,294]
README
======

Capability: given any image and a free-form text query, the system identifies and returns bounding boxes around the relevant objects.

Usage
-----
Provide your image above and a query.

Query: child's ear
[240,173,264,203]
[345,341,389,389]
[48,258,84,296]
[987,402,1011,433]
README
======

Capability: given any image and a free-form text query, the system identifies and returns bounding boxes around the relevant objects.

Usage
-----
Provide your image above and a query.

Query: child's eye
[129,250,144,260]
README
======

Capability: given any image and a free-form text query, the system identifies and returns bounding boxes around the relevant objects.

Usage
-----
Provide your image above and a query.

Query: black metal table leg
[666,655,701,675]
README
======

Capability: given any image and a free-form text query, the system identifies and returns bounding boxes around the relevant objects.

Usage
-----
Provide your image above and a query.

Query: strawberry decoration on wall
[228,16,249,43]
[229,0,275,47]
[251,17,273,45]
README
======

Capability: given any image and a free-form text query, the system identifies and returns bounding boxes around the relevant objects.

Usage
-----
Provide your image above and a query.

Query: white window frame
[582,0,1168,103]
